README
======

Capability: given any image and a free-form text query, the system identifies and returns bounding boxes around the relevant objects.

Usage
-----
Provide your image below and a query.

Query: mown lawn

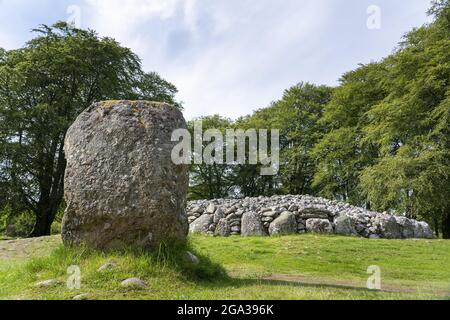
[0,234,449,300]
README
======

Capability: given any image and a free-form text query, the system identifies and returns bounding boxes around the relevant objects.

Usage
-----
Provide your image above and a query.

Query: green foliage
[312,63,386,203]
[233,83,333,197]
[359,12,450,234]
[0,207,36,238]
[310,2,450,236]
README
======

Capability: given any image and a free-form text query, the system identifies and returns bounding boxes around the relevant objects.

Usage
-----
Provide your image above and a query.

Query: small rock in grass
[184,251,200,265]
[35,279,63,288]
[73,293,90,300]
[120,278,148,289]
[98,262,116,271]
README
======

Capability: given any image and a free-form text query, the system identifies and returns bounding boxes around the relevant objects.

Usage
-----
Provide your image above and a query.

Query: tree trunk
[30,139,66,237]
[30,208,53,237]
[442,211,450,239]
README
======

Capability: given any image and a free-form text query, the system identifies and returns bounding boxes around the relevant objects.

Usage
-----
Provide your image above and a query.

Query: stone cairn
[187,195,434,239]
[62,101,189,250]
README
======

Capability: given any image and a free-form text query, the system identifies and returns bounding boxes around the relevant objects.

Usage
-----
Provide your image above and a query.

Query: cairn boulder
[306,219,333,234]
[62,101,189,250]
[373,214,401,239]
[189,214,214,234]
[334,214,358,236]
[241,212,267,236]
[269,211,297,235]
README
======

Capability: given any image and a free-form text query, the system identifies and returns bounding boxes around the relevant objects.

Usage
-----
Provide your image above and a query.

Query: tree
[277,83,332,195]
[361,6,450,237]
[312,63,386,204]
[231,83,332,197]
[188,115,235,200]
[0,22,179,236]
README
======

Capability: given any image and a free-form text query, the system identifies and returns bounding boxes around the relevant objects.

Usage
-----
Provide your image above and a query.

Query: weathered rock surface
[306,219,334,234]
[373,214,401,239]
[62,101,189,250]
[241,212,267,236]
[183,251,200,265]
[186,195,435,239]
[120,278,148,289]
[189,214,214,234]
[35,279,63,288]
[269,212,297,235]
[98,262,116,272]
[72,294,90,300]
[215,219,231,237]
[334,214,358,236]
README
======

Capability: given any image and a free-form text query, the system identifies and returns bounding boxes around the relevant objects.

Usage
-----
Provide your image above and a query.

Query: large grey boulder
[214,219,231,237]
[269,211,297,235]
[395,216,415,239]
[120,278,148,289]
[241,212,267,236]
[213,207,225,224]
[190,214,214,234]
[306,219,333,234]
[413,221,435,239]
[373,214,401,239]
[334,214,358,236]
[62,101,189,250]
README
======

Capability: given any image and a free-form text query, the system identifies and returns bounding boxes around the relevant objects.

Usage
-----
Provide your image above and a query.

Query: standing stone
[269,212,297,236]
[241,212,267,236]
[62,101,189,250]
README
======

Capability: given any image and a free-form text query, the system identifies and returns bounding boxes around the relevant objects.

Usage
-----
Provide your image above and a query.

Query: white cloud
[82,0,334,120]
[0,0,431,120]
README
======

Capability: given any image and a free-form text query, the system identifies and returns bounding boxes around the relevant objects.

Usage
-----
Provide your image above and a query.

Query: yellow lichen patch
[98,100,171,110]
[99,100,125,108]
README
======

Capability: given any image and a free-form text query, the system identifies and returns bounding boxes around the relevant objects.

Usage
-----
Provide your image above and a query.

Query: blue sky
[0,0,433,120]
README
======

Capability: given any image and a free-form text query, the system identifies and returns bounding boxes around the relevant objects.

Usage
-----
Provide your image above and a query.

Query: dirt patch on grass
[0,235,61,261]
[260,273,450,297]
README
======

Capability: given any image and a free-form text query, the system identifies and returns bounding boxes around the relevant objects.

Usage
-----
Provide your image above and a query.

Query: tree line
[0,1,449,238]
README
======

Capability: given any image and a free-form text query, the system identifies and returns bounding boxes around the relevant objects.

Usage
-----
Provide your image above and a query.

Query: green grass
[0,234,449,300]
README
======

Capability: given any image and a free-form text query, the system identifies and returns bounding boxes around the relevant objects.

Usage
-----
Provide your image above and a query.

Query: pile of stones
[187,195,434,239]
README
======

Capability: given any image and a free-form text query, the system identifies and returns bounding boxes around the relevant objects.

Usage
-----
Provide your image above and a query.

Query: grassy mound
[0,234,449,300]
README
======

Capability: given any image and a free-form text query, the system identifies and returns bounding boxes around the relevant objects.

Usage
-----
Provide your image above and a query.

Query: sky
[0,0,433,120]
